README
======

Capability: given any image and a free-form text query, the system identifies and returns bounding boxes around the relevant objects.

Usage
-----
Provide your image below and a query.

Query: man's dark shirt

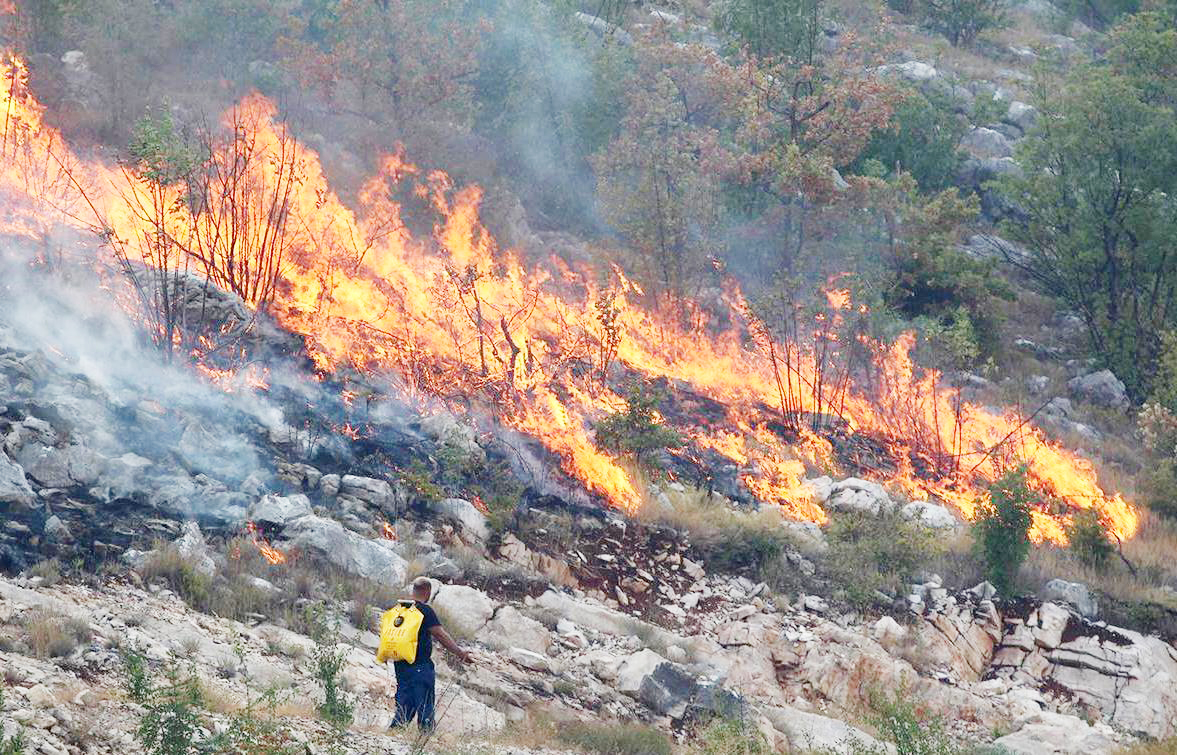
[393,601,440,671]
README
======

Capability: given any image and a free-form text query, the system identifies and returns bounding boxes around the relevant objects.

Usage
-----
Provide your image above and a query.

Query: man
[387,577,473,732]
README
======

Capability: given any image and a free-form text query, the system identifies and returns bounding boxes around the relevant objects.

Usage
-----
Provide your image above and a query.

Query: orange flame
[246,521,286,565]
[0,54,1138,545]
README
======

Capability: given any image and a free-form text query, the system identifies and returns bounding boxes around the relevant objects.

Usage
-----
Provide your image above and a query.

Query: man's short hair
[411,576,433,600]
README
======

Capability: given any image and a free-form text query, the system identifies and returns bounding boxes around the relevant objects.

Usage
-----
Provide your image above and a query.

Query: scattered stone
[506,647,556,673]
[802,595,828,614]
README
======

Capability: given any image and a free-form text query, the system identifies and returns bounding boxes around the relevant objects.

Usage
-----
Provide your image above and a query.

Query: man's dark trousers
[391,662,435,731]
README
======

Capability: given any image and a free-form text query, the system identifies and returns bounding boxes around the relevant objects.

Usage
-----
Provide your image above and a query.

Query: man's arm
[429,625,473,663]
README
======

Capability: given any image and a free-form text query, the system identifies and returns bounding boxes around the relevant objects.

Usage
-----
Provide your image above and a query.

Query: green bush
[313,641,354,729]
[136,666,204,755]
[825,510,940,609]
[880,183,1011,361]
[693,716,773,754]
[690,515,795,587]
[852,89,965,193]
[555,720,672,755]
[867,690,961,755]
[594,381,684,470]
[715,0,822,60]
[918,0,1008,46]
[1066,510,1115,571]
[973,468,1035,596]
[1142,458,1177,522]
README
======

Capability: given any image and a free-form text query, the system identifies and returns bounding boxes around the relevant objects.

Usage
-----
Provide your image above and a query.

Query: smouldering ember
[0,54,1137,544]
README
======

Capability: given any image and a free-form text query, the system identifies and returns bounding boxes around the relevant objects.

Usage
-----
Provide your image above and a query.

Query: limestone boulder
[1041,579,1098,619]
[0,452,34,504]
[961,127,1014,159]
[901,501,959,530]
[763,705,893,753]
[1068,369,1129,409]
[432,497,489,540]
[484,605,550,655]
[995,711,1117,754]
[432,584,496,637]
[248,493,312,527]
[827,477,894,516]
[993,603,1177,739]
[616,649,667,695]
[281,515,407,585]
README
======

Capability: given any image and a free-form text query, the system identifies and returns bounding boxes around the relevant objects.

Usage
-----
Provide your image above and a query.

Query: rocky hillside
[4,0,1177,753]
[1,247,1175,753]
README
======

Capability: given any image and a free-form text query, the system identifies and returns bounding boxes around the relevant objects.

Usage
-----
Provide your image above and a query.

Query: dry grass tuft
[1117,739,1177,754]
[23,608,91,659]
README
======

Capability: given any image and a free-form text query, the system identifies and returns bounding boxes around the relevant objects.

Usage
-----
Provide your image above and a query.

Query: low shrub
[313,641,354,729]
[918,0,1008,46]
[825,511,940,609]
[1066,510,1114,571]
[693,716,773,754]
[27,559,62,586]
[138,545,212,611]
[555,720,672,755]
[1141,457,1177,523]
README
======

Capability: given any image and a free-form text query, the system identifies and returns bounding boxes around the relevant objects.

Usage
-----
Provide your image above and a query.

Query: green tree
[1000,14,1177,399]
[715,0,822,61]
[593,37,738,303]
[973,467,1036,596]
[918,0,1008,46]
[594,380,684,468]
[1057,0,1177,29]
[866,177,1011,359]
[851,88,965,193]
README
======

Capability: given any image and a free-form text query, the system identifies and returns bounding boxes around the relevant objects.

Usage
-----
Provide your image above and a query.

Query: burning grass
[1021,508,1177,638]
[0,52,1141,555]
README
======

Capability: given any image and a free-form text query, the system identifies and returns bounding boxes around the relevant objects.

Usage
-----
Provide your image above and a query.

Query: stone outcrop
[992,602,1177,739]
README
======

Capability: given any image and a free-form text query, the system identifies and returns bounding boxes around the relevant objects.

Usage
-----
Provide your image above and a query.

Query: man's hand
[460,649,475,664]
